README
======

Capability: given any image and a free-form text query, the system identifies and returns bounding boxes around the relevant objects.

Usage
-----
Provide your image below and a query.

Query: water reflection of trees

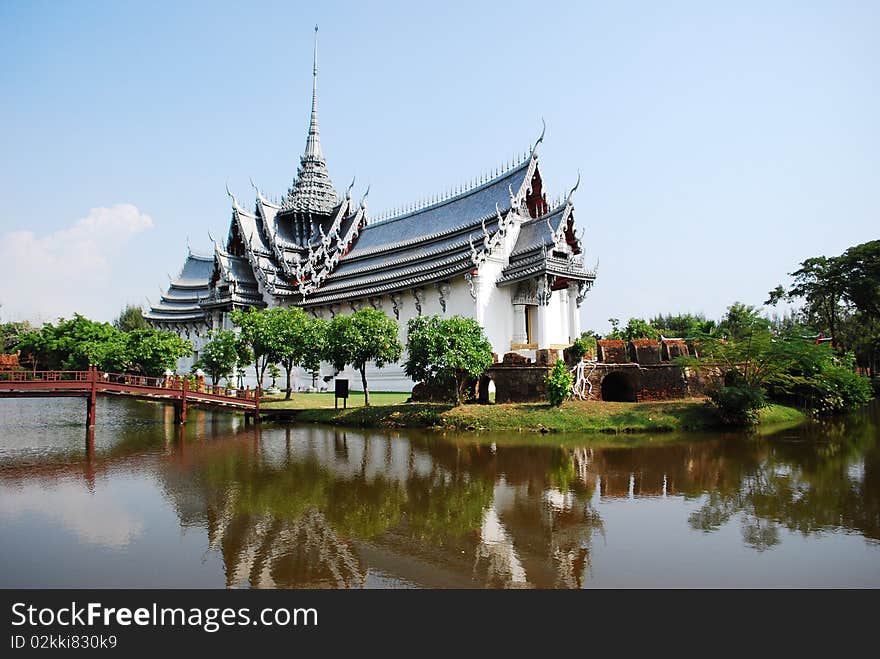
[158,429,613,588]
[153,406,880,588]
[688,412,880,549]
[10,399,873,587]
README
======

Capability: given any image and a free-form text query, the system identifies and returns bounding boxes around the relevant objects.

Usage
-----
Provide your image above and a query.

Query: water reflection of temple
[4,400,878,588]
[153,420,880,587]
[154,427,611,588]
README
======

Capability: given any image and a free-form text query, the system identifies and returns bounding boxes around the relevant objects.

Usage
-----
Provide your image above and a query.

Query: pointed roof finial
[249,176,262,199]
[306,25,321,160]
[531,117,546,155]
[280,26,339,214]
[566,170,581,204]
[225,181,240,210]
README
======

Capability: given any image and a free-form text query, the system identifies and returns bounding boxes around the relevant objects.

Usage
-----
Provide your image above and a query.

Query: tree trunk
[257,356,268,391]
[455,374,463,406]
[284,361,293,400]
[360,364,370,407]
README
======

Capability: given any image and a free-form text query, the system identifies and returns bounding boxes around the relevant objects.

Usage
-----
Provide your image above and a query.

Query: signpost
[334,379,349,409]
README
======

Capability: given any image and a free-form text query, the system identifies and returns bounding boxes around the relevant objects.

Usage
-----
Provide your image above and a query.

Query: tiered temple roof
[146,29,596,326]
[144,252,214,323]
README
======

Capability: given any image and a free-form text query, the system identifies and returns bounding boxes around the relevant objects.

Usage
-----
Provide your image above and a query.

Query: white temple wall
[535,289,571,348]
[476,278,515,358]
[277,277,480,393]
[324,277,478,393]
[168,268,570,392]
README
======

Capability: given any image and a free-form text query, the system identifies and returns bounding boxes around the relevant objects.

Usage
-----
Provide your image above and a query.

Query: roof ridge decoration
[280,202,366,301]
[468,202,514,267]
[280,26,340,215]
[371,151,532,225]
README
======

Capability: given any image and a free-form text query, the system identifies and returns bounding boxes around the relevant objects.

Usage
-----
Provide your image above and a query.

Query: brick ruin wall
[487,355,720,404]
[416,342,719,405]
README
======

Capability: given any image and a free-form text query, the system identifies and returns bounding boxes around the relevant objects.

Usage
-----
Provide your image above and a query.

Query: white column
[568,283,581,341]
[512,304,527,345]
[536,303,552,349]
[473,275,485,327]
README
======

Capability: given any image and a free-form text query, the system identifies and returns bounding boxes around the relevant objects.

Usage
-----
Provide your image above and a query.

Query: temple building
[145,30,597,391]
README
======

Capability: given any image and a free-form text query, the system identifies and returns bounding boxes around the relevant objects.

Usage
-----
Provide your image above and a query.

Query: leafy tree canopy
[194,329,239,385]
[232,307,280,388]
[404,315,494,405]
[606,317,659,342]
[13,314,191,375]
[326,309,403,406]
[267,307,324,399]
[1,320,35,353]
[114,304,149,332]
[767,239,880,376]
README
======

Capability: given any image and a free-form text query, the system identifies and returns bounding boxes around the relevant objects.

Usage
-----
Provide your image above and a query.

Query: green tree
[838,240,880,321]
[1,320,34,353]
[767,257,845,341]
[325,309,403,407]
[267,363,280,390]
[15,314,119,370]
[718,302,771,340]
[195,329,239,386]
[404,314,494,405]
[123,329,192,376]
[269,307,311,400]
[114,304,149,332]
[232,308,276,389]
[680,328,871,422]
[9,314,191,375]
[768,240,880,376]
[649,313,716,338]
[298,316,328,390]
[606,317,659,342]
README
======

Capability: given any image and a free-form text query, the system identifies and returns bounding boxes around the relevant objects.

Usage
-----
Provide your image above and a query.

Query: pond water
[1,397,878,588]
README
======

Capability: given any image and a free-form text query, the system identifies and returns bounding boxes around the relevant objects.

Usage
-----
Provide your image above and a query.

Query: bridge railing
[0,369,258,403]
[100,372,167,389]
[0,370,91,383]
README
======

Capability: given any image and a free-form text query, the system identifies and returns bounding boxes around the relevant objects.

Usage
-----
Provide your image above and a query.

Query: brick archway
[600,371,637,402]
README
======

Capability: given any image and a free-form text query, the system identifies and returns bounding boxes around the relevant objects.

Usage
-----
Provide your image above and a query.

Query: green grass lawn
[288,397,806,434]
[261,391,410,410]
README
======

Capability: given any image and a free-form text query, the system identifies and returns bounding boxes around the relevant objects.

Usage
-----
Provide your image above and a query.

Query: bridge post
[86,365,97,426]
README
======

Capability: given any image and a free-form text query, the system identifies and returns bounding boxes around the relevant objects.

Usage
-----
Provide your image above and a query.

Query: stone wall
[578,363,715,402]
[487,365,552,403]
[631,340,660,365]
[661,339,689,361]
[597,340,627,364]
[485,361,718,404]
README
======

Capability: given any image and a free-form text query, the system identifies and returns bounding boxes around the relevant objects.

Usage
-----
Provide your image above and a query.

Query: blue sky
[1,0,877,330]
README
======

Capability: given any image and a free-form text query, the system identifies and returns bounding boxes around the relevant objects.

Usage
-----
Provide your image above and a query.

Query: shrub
[707,384,768,426]
[766,365,872,415]
[546,360,573,407]
[568,335,597,362]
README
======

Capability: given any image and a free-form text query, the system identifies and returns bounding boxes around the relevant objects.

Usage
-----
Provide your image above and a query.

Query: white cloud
[0,204,153,323]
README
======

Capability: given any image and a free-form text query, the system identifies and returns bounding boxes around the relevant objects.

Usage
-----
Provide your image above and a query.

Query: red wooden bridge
[0,367,260,425]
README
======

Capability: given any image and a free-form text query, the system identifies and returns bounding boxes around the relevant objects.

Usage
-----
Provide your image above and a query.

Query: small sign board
[334,379,349,409]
